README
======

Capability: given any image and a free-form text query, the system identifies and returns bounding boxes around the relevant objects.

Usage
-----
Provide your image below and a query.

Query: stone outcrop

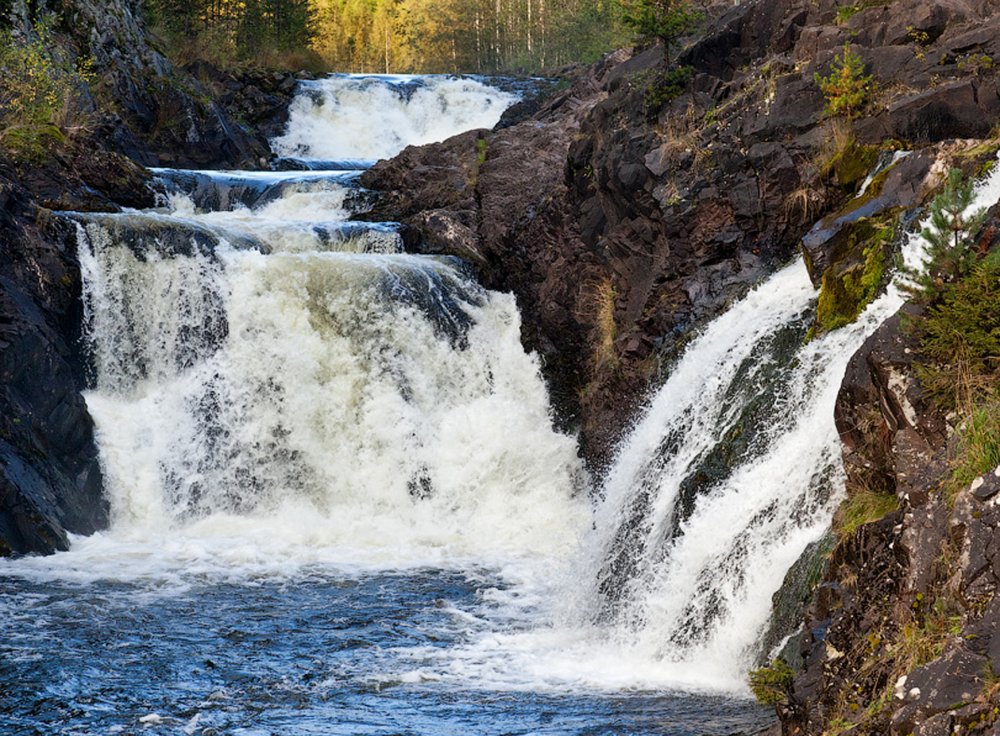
[0,165,108,555]
[7,0,298,169]
[359,0,1000,467]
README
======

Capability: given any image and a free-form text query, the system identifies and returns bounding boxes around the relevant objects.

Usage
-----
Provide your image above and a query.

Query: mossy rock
[830,139,879,190]
[803,153,907,285]
[1,123,65,163]
[811,211,899,337]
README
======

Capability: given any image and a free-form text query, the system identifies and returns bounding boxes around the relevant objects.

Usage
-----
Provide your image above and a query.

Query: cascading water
[563,158,1000,687]
[272,74,520,163]
[6,74,995,735]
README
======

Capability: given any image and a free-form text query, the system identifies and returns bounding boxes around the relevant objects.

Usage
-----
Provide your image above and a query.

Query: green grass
[838,487,898,538]
[948,398,1000,500]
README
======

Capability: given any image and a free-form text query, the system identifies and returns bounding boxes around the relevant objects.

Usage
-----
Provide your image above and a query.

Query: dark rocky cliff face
[0,167,108,555]
[7,0,295,168]
[359,0,1000,469]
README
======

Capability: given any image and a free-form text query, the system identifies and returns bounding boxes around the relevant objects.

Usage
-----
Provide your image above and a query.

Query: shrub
[814,43,874,119]
[619,0,702,51]
[749,658,794,706]
[913,248,1000,408]
[0,16,93,159]
[641,65,694,115]
[903,168,987,303]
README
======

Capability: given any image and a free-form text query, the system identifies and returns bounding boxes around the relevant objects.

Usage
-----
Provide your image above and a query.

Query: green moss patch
[812,212,898,336]
[826,138,879,190]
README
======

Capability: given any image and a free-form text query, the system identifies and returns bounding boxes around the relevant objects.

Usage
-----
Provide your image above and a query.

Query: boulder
[891,647,988,734]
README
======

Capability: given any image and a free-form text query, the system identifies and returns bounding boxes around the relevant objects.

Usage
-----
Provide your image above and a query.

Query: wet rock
[801,149,937,285]
[0,167,107,555]
[834,307,946,497]
[409,210,485,267]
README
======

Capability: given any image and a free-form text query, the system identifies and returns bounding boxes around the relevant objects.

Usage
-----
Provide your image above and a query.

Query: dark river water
[1,566,772,735]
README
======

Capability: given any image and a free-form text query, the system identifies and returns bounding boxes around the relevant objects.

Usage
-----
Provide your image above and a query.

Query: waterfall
[568,158,1000,686]
[272,75,519,163]
[576,261,883,685]
[70,155,587,568]
[19,75,1000,701]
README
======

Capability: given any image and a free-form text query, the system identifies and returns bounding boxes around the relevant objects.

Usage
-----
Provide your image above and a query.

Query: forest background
[148,0,633,74]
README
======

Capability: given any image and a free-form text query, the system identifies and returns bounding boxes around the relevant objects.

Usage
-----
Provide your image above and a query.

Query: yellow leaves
[0,14,94,158]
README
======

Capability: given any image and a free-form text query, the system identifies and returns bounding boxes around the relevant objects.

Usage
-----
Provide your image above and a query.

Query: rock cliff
[775,270,1000,735]
[359,0,1000,468]
[7,0,294,168]
[0,166,109,555]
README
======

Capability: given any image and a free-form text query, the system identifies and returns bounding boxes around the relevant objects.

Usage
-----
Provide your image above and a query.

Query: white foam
[272,75,518,161]
[72,229,589,583]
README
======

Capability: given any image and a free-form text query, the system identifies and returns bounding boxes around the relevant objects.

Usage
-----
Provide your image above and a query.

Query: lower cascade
[10,73,999,735]
[74,168,587,561]
[585,262,894,685]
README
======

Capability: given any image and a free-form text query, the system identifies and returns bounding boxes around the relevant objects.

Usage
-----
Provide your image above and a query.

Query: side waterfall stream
[5,74,998,735]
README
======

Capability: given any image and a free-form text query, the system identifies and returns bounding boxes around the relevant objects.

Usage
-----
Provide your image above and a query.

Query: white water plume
[76,221,587,564]
[401,259,905,694]
[272,75,519,161]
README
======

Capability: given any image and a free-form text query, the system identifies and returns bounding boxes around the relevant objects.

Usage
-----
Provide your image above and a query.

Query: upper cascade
[272,75,519,162]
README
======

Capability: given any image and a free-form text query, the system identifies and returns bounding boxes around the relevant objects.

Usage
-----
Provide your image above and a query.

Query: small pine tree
[814,43,873,119]
[619,0,702,55]
[902,168,987,302]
